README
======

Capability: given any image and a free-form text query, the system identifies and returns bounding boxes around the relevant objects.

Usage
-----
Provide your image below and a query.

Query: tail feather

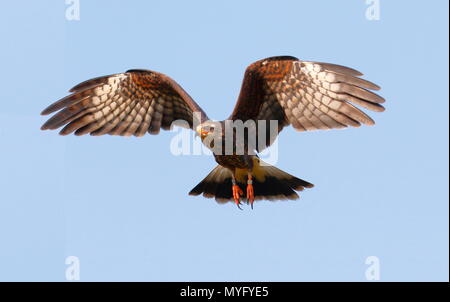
[252,175,298,201]
[189,161,313,204]
[189,165,233,200]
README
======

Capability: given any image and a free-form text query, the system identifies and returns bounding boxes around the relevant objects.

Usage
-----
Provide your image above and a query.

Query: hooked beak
[196,126,209,138]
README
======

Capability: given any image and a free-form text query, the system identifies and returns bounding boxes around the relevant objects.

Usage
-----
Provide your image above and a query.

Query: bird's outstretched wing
[41,70,208,136]
[229,56,385,150]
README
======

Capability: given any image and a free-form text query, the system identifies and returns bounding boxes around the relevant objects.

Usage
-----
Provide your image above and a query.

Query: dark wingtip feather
[264,55,299,62]
[41,107,53,116]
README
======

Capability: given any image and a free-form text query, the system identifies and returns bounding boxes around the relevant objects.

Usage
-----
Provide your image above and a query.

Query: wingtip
[372,83,381,91]
[58,129,71,136]
[40,109,50,116]
[377,105,386,112]
[349,67,364,77]
[364,81,381,91]
[366,119,376,126]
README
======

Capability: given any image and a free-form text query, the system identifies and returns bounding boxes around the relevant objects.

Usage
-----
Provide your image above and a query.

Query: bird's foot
[246,183,254,209]
[232,185,244,210]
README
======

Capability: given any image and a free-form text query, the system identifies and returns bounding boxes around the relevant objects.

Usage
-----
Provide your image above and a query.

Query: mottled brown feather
[229,56,384,151]
[41,70,209,136]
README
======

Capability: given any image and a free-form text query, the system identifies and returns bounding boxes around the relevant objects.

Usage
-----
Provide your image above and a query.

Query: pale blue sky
[0,0,448,281]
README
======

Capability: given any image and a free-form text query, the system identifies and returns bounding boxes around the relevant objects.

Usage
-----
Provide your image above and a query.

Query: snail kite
[41,56,384,208]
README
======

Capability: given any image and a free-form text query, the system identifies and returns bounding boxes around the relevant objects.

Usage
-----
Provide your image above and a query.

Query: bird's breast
[214,154,249,170]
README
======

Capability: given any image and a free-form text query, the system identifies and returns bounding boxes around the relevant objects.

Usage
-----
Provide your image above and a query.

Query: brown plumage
[41,56,384,208]
[41,70,208,136]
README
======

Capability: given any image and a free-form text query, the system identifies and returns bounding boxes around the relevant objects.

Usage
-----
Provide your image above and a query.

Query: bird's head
[196,121,221,139]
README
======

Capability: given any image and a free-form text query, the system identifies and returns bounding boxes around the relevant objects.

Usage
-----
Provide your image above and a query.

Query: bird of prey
[41,56,384,209]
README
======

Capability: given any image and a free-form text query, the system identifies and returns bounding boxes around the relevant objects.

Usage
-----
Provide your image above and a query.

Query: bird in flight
[41,56,384,209]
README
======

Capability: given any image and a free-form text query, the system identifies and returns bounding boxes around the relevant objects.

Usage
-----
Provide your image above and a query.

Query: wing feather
[41,70,208,137]
[229,56,384,150]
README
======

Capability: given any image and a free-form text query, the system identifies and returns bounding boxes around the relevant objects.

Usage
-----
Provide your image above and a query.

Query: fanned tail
[189,161,313,204]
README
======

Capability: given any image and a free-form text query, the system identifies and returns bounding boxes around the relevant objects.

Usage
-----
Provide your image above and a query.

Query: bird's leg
[231,175,243,210]
[246,172,255,209]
